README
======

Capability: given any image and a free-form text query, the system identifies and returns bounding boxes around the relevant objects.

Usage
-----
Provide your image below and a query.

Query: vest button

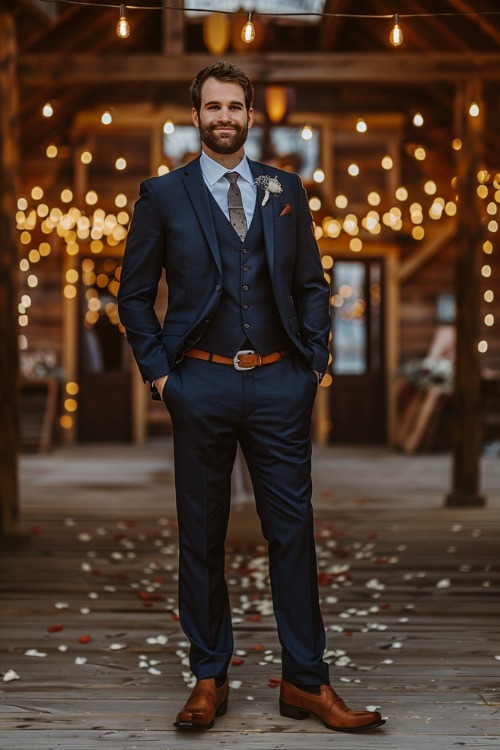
[244,323,250,329]
[243,304,249,310]
[215,284,221,291]
[242,248,248,254]
[243,266,249,272]
[242,285,249,291]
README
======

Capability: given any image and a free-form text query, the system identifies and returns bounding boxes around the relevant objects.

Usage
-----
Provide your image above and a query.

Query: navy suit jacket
[118,156,331,392]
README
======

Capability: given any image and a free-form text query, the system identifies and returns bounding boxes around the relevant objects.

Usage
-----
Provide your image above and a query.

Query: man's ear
[247,107,255,130]
[192,107,199,127]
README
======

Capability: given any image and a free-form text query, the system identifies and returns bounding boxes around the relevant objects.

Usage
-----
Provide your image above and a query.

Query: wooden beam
[17,52,500,86]
[162,0,184,56]
[445,79,485,508]
[0,8,20,534]
[448,0,500,47]
[18,0,58,23]
[397,219,457,283]
[317,0,349,51]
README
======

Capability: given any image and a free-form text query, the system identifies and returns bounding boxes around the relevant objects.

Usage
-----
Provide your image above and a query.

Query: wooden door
[77,256,131,442]
[330,258,386,444]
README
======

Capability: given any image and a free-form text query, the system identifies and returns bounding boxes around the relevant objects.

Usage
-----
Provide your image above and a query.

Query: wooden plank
[2,446,500,749]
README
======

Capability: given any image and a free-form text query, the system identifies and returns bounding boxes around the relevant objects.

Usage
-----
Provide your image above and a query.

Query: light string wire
[33,0,500,20]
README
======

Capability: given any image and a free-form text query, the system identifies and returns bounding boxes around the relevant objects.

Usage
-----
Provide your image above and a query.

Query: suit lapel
[249,160,275,272]
[181,157,222,275]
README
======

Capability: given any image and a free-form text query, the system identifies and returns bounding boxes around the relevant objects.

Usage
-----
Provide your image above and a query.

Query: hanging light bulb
[116,4,130,39]
[241,12,255,44]
[469,101,480,117]
[390,14,403,46]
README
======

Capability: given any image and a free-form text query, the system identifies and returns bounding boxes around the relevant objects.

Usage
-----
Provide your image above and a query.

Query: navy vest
[196,190,289,356]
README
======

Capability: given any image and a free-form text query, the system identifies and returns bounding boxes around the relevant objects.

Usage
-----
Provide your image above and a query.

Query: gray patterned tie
[224,172,247,241]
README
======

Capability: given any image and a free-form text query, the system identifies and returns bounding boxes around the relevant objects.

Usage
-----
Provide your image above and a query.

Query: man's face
[192,77,254,156]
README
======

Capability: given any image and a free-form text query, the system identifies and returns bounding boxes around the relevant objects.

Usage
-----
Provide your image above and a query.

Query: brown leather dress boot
[174,678,229,730]
[280,680,385,732]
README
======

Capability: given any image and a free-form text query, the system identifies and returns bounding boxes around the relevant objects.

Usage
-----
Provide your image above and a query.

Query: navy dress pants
[162,352,329,687]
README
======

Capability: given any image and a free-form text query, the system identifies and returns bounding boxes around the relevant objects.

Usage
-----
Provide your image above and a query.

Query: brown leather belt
[184,348,289,371]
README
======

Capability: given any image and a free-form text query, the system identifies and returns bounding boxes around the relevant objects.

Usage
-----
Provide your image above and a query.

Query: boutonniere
[254,174,283,206]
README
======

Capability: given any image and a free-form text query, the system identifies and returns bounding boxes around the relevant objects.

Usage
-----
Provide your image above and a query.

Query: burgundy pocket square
[279,204,292,216]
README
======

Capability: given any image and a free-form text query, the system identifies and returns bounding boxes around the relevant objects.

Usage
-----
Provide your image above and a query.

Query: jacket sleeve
[291,174,331,373]
[118,179,171,385]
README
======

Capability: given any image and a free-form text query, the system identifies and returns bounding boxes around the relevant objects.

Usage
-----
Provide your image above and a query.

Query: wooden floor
[1,442,500,749]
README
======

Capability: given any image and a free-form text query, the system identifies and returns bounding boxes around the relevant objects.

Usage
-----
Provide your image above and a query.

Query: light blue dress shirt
[199,150,257,229]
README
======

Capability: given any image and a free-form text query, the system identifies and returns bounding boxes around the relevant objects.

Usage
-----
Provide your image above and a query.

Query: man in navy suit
[118,61,384,734]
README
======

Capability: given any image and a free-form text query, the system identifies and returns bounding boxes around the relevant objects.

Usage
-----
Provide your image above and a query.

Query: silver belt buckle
[233,349,256,371]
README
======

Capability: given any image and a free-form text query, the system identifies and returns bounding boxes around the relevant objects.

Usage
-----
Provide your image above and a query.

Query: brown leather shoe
[280,680,385,732]
[174,678,229,730]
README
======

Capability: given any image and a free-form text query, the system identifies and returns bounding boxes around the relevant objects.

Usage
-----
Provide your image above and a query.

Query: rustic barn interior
[1,1,499,747]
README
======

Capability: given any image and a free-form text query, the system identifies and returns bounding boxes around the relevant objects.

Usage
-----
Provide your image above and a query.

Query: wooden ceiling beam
[317,0,350,51]
[17,0,58,24]
[18,52,500,85]
[402,0,471,52]
[447,0,500,48]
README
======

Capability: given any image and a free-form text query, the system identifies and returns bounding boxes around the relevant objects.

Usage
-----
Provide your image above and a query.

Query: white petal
[3,670,20,682]
[436,578,451,589]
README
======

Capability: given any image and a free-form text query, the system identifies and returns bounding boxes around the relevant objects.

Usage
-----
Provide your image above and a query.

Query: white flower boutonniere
[254,174,283,206]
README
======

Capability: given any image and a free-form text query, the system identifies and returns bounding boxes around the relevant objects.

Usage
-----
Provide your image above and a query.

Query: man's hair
[190,60,254,114]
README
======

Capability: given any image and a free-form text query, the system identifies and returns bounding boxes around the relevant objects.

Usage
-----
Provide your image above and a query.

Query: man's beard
[199,120,248,154]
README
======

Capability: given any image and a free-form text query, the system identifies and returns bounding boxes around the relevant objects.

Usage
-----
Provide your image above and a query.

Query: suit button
[242,285,249,291]
[244,323,250,329]
[243,266,249,272]
[215,284,221,291]
[243,304,249,310]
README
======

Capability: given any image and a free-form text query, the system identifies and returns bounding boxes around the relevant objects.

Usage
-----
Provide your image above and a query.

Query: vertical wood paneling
[0,9,20,532]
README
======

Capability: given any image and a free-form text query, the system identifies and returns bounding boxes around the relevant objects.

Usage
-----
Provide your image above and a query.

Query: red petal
[47,624,64,633]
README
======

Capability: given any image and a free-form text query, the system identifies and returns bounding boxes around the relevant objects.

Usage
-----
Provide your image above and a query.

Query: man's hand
[154,374,169,398]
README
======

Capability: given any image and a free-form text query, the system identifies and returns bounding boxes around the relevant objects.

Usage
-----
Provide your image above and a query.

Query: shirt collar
[200,150,254,187]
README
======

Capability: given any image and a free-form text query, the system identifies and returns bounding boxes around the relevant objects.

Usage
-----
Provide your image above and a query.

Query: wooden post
[446,80,485,507]
[162,0,184,56]
[0,6,20,533]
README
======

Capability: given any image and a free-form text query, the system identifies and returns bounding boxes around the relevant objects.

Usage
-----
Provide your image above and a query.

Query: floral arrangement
[398,357,454,392]
[20,350,65,380]
[254,174,283,206]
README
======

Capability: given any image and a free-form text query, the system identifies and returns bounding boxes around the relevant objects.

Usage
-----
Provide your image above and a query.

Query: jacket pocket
[162,321,189,338]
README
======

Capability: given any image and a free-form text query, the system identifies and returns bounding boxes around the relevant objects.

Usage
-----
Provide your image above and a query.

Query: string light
[241,12,255,44]
[42,102,54,118]
[390,14,403,46]
[116,4,130,39]
[301,124,313,141]
[469,101,480,117]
